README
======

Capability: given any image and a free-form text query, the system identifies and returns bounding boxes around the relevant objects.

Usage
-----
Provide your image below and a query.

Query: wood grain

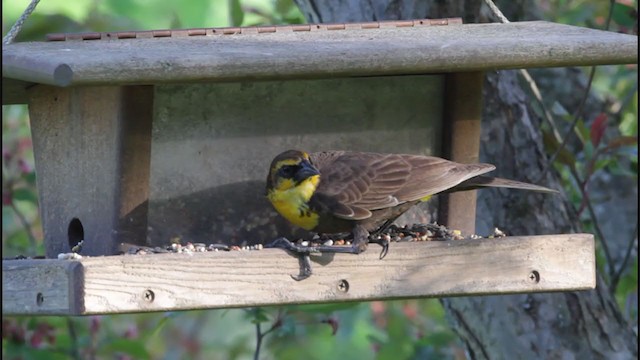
[2,234,595,315]
[2,21,637,93]
[439,72,484,235]
[27,85,153,258]
[2,259,84,315]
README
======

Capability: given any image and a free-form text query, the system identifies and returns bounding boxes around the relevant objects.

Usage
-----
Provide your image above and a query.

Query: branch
[66,318,82,360]
[538,0,616,180]
[253,308,284,360]
[610,221,639,292]
[2,166,38,255]
[569,167,615,279]
[8,200,38,255]
[538,67,597,180]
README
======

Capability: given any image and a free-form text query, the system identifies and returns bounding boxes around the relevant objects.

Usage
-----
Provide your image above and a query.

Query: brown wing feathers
[307,151,555,221]
[392,156,495,200]
[309,152,491,220]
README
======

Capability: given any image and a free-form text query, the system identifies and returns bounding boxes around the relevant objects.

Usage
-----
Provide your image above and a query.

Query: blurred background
[2,0,637,359]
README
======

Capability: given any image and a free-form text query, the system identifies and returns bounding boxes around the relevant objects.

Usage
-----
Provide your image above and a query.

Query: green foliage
[542,0,638,328]
[615,258,638,320]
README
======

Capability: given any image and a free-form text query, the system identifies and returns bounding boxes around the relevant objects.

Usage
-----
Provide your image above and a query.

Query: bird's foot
[265,237,321,254]
[368,236,390,259]
[267,237,366,255]
[265,237,315,280]
[266,236,373,280]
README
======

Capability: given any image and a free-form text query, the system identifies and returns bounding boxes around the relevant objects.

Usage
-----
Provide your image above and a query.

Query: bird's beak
[294,160,320,183]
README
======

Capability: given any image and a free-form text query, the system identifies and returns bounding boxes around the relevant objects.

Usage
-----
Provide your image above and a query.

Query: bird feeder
[2,19,637,315]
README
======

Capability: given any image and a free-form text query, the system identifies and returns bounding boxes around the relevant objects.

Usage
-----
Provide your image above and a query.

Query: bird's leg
[295,254,313,281]
[265,237,321,254]
[265,226,378,280]
[265,235,368,281]
[266,236,368,255]
[350,224,370,254]
[368,236,390,259]
[286,225,371,255]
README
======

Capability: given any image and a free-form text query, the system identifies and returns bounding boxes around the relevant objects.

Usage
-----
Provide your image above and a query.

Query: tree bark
[294,0,638,358]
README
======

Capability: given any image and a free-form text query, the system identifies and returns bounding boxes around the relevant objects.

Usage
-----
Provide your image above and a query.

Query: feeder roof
[2,19,637,104]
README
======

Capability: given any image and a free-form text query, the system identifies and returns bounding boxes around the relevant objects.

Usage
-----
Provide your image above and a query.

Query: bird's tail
[449,175,558,194]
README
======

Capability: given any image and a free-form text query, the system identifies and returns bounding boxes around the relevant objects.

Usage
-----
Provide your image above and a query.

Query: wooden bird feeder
[2,19,637,315]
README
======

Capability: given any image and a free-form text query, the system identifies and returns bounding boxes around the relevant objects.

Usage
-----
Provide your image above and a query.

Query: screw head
[528,271,540,283]
[143,289,155,303]
[337,279,350,293]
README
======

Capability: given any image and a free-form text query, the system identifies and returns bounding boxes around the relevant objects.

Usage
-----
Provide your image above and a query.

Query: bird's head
[266,150,321,194]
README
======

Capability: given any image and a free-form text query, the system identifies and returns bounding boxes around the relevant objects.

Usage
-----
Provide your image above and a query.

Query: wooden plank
[27,85,153,257]
[439,71,484,235]
[2,234,596,315]
[2,21,637,93]
[2,259,84,315]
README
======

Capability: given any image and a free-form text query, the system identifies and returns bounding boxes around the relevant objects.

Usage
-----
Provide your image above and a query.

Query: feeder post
[27,85,154,257]
[439,71,485,235]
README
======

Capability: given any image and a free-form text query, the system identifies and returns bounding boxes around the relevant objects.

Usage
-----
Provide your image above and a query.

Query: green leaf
[149,313,174,339]
[99,339,151,358]
[593,158,612,173]
[13,14,84,42]
[604,136,638,153]
[24,171,37,186]
[576,118,589,146]
[229,0,244,26]
[542,129,577,167]
[12,187,39,205]
[376,338,414,360]
[274,0,294,16]
[2,345,69,360]
[612,2,637,28]
[293,302,360,313]
[419,331,456,347]
[246,307,270,323]
[174,0,211,27]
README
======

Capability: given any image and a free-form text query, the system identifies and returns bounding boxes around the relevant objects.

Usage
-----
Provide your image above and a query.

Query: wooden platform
[2,234,595,315]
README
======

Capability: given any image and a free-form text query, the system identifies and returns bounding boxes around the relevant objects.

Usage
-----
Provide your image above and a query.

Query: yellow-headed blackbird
[266,149,556,279]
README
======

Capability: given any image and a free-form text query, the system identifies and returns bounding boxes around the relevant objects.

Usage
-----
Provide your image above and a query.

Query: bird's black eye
[278,165,298,178]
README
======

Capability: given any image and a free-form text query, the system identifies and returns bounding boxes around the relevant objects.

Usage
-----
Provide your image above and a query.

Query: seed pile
[116,224,507,255]
[6,224,508,260]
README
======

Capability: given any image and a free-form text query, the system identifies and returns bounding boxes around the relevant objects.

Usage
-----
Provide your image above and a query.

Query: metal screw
[143,289,155,303]
[36,292,44,306]
[337,279,350,293]
[528,271,540,283]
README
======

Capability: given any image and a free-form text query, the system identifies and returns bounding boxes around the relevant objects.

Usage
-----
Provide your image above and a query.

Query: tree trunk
[294,0,638,358]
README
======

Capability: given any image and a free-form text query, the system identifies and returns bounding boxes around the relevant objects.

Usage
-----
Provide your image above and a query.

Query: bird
[265,149,557,279]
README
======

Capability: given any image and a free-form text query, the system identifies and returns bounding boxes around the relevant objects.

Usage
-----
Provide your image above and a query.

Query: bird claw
[266,237,317,280]
[378,240,390,260]
[367,235,390,259]
[290,254,313,281]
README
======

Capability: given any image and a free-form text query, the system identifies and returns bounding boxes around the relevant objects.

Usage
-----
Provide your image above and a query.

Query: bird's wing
[392,155,495,200]
[309,151,495,220]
